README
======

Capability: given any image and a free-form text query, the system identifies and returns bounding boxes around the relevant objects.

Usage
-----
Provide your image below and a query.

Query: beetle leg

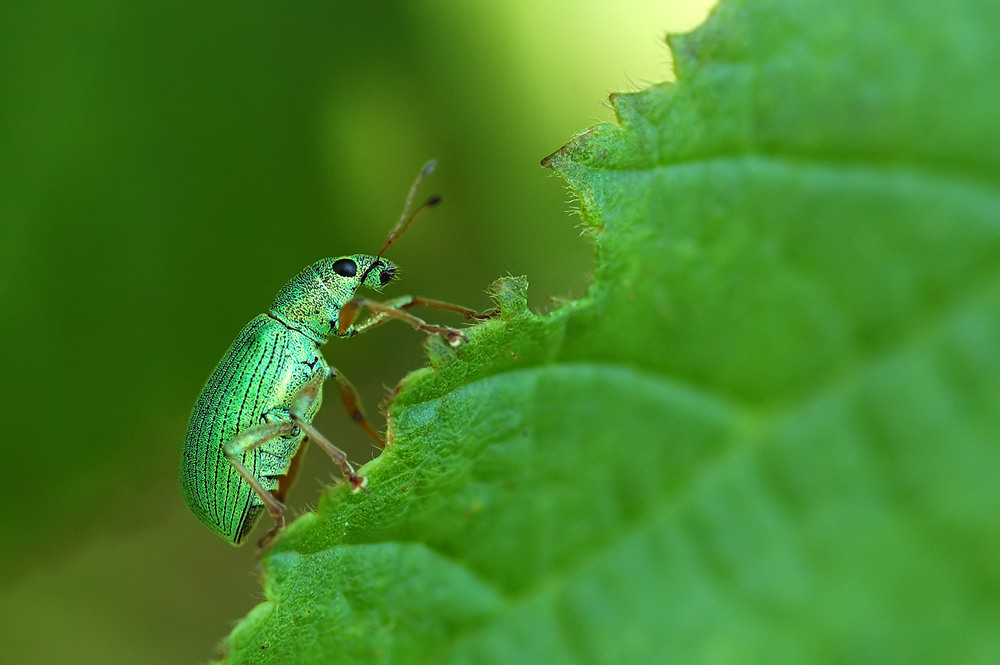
[222,420,300,531]
[337,296,470,345]
[288,378,368,491]
[344,294,497,333]
[379,295,497,321]
[289,414,368,493]
[328,369,385,448]
[285,364,381,447]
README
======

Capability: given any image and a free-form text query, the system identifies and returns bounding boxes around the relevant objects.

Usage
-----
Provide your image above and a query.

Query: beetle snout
[379,267,396,286]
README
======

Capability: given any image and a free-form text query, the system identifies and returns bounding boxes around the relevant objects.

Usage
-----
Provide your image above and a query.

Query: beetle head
[269,254,399,342]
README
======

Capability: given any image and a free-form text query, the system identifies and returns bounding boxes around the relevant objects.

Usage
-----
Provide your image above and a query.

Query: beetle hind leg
[222,420,300,538]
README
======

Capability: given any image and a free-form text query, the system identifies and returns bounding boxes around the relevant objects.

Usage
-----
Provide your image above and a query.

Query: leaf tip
[540,126,597,170]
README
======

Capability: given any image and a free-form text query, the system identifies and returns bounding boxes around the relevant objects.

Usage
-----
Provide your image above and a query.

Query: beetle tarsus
[349,474,369,493]
[467,307,500,321]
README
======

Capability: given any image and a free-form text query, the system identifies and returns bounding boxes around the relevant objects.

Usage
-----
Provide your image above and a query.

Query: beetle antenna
[376,160,441,259]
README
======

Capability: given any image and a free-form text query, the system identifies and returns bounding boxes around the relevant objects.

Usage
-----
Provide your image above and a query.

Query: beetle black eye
[379,267,396,286]
[331,258,357,277]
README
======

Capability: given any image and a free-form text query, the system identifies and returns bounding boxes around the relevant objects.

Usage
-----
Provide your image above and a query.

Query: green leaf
[223,0,1000,662]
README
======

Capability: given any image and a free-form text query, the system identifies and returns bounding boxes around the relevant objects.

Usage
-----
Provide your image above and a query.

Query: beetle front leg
[337,296,470,345]
[380,295,498,321]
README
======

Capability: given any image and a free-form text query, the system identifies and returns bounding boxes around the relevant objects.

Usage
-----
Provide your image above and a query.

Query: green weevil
[181,162,482,545]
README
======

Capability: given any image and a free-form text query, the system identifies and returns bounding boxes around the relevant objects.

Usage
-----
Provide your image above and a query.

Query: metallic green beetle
[181,163,480,545]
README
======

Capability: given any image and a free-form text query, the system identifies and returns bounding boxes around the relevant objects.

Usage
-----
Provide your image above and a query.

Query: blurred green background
[0,1,712,662]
